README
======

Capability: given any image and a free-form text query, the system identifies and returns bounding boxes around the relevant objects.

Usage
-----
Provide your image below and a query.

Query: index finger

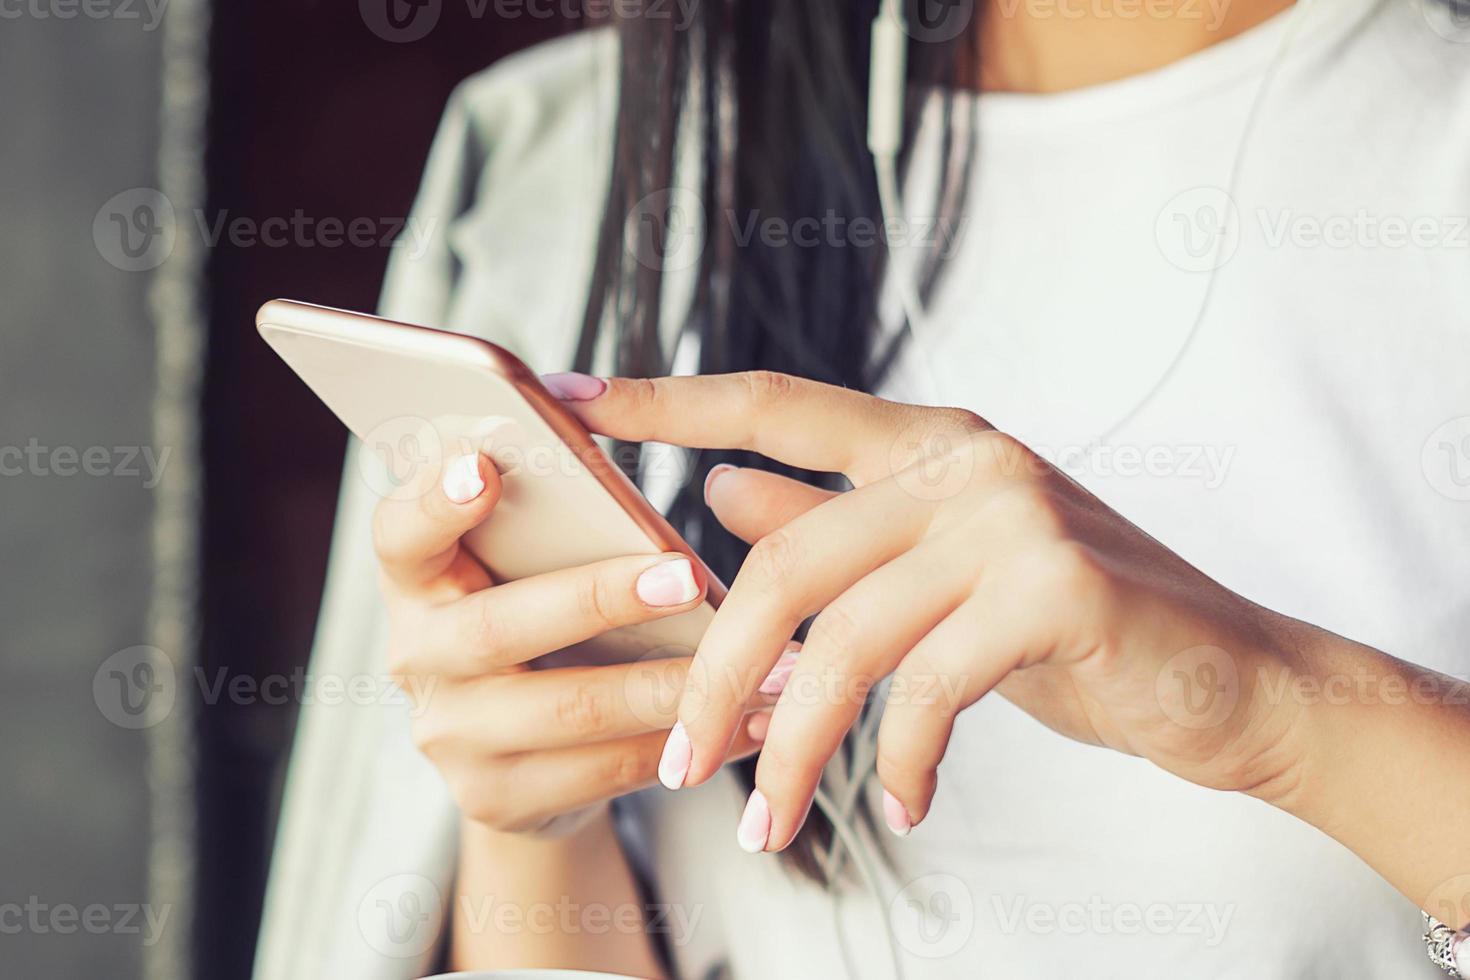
[549,371,923,486]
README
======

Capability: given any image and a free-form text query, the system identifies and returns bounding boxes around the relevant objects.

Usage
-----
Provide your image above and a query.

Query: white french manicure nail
[882,790,912,838]
[442,454,484,504]
[637,558,699,608]
[658,721,691,790]
[758,651,800,695]
[737,789,771,853]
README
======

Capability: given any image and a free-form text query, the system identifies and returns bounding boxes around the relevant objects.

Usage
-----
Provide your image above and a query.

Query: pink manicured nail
[758,651,799,696]
[442,454,484,504]
[745,712,772,743]
[703,463,737,504]
[541,372,607,401]
[636,558,699,607]
[882,790,912,838]
[658,721,691,790]
[737,789,771,853]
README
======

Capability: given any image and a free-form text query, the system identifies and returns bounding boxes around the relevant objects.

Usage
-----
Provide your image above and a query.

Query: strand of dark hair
[578,0,976,882]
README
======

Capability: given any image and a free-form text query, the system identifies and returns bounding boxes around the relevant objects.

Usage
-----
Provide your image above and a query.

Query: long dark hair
[574,1,977,880]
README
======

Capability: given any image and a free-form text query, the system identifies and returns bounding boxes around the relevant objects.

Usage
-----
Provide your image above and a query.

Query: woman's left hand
[557,371,1312,851]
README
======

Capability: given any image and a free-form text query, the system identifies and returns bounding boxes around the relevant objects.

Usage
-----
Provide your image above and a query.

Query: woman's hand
[556,371,1314,851]
[372,449,768,835]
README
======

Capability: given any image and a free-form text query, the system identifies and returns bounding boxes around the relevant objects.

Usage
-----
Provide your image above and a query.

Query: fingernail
[442,454,484,504]
[636,558,700,607]
[703,463,737,504]
[737,789,771,853]
[882,790,912,838]
[541,372,607,401]
[758,651,799,696]
[658,721,691,790]
[745,711,772,743]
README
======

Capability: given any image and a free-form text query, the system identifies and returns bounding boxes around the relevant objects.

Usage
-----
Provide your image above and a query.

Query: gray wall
[0,7,165,978]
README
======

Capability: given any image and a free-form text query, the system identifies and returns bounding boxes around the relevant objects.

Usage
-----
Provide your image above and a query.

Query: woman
[256,0,1470,977]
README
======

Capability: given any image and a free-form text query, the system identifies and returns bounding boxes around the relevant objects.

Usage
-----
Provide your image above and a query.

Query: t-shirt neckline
[958,0,1385,132]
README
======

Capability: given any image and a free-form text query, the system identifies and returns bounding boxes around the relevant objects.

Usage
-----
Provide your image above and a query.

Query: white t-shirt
[254,2,1470,978]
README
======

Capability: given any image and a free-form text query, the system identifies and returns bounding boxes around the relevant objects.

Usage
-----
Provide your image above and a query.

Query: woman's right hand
[372,451,771,835]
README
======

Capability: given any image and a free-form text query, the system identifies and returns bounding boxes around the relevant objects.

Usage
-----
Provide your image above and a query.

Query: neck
[975,0,1297,94]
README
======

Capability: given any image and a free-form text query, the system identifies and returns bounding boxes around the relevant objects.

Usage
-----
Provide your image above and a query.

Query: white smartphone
[257,299,722,666]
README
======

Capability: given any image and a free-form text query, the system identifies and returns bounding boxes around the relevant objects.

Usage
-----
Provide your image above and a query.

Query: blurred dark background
[2,2,575,978]
[200,5,572,976]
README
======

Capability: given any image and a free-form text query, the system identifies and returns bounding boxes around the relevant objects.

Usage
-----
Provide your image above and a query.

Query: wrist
[1229,614,1335,817]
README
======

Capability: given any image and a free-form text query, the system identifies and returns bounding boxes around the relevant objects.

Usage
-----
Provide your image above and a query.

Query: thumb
[702,466,836,544]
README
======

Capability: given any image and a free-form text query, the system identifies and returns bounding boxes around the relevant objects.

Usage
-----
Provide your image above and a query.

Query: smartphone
[257,299,722,666]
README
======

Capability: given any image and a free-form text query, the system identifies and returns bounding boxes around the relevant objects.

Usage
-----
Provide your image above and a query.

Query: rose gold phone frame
[257,299,723,666]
